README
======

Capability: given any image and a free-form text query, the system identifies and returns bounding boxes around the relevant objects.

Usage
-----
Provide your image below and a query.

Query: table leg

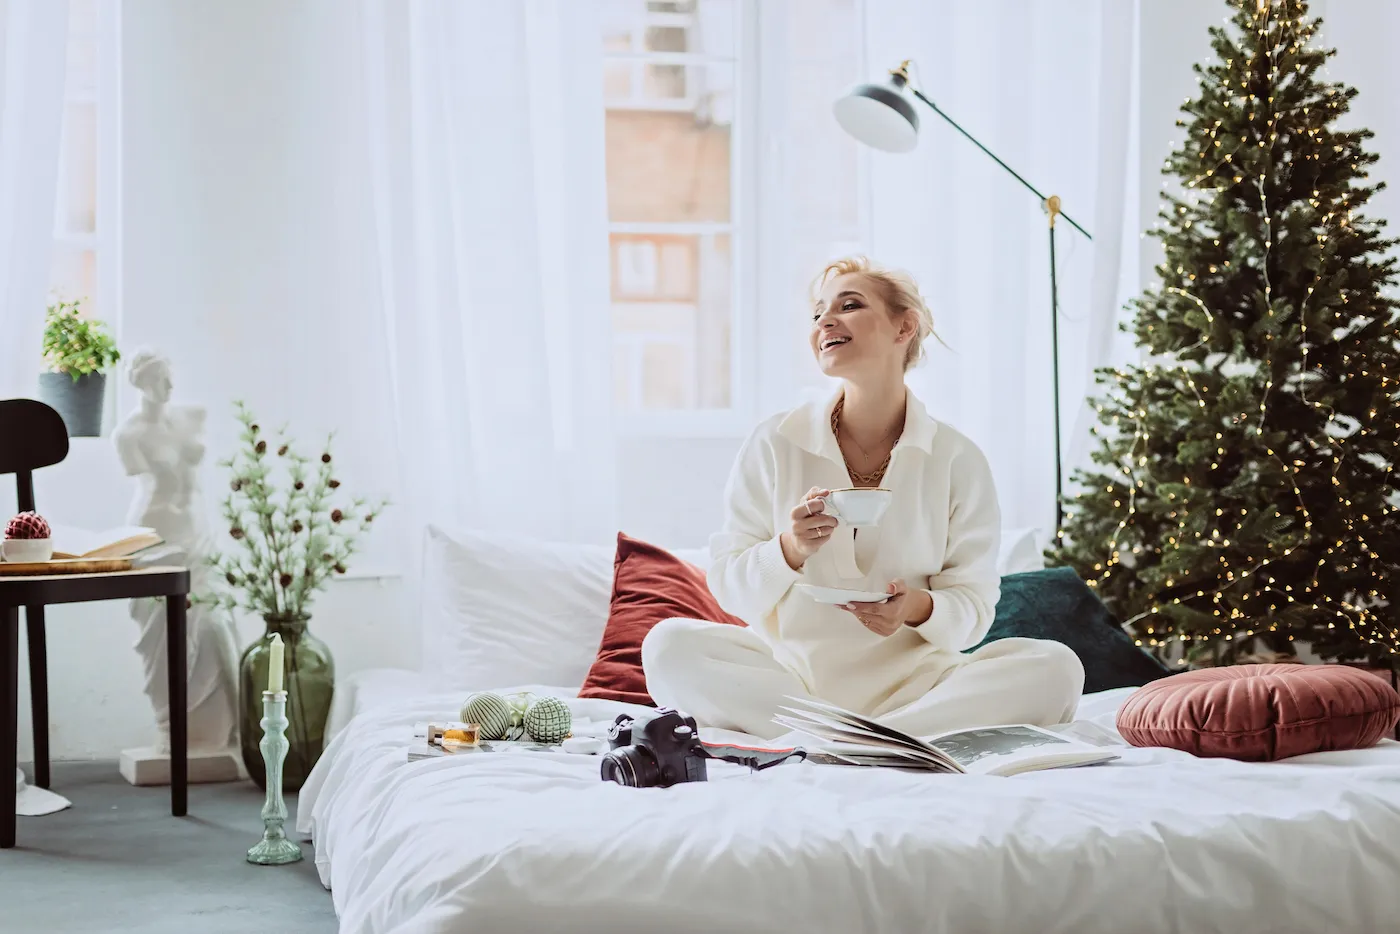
[25,605,48,789]
[3,606,18,849]
[166,595,187,817]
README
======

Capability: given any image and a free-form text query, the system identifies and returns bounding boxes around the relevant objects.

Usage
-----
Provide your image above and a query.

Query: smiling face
[810,272,915,380]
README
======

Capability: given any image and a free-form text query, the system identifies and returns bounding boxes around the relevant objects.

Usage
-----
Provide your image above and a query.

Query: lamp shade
[833,76,919,153]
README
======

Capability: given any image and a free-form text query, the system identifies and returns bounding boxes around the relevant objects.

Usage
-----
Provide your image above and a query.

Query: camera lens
[599,746,661,787]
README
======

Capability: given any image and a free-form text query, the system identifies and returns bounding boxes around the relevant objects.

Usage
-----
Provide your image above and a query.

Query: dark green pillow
[970,566,1171,694]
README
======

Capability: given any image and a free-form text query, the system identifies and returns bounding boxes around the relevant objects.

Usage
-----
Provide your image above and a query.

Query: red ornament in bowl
[2,512,54,563]
[5,512,51,540]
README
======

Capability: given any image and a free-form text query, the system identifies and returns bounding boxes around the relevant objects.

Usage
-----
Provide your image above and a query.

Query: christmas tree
[1055,0,1400,668]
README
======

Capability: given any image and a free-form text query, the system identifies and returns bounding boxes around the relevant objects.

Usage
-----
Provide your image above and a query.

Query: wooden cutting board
[0,557,133,575]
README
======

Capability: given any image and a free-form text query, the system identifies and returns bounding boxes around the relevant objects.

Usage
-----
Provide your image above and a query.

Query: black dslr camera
[600,708,807,788]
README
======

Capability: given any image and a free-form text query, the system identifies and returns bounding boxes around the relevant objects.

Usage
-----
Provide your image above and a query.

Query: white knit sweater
[707,386,1002,713]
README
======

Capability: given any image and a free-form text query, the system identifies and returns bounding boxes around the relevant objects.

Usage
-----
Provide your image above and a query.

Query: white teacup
[818,488,892,529]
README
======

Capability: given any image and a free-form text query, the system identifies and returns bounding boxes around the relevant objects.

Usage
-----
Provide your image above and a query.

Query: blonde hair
[812,256,941,371]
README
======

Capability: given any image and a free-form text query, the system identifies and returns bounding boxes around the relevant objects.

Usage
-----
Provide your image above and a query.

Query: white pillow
[420,525,710,691]
[997,527,1045,575]
[420,525,616,690]
[419,523,1038,692]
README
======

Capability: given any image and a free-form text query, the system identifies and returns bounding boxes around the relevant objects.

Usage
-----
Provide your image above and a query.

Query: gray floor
[2,761,337,934]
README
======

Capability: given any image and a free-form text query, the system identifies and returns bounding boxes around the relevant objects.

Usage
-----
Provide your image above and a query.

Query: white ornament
[113,350,241,779]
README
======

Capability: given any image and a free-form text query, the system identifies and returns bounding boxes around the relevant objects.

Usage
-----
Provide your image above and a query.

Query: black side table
[2,566,190,849]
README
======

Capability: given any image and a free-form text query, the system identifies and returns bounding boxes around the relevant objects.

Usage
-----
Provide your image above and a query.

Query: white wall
[616,437,740,550]
[9,0,415,764]
[1137,0,1219,282]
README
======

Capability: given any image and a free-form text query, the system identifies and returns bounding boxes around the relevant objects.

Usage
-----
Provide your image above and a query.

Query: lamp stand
[1046,196,1065,539]
[901,78,1088,539]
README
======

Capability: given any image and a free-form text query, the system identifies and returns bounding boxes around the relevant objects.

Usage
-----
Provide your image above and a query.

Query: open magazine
[406,722,562,762]
[773,696,1119,777]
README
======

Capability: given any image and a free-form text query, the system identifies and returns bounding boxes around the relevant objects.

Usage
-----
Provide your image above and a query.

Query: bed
[296,526,1400,933]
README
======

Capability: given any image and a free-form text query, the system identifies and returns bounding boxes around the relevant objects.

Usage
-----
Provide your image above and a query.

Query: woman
[642,257,1084,740]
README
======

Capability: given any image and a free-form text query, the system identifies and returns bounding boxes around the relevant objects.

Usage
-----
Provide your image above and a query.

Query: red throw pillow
[577,533,745,705]
[1116,663,1400,761]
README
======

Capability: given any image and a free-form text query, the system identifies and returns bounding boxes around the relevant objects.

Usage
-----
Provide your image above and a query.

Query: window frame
[608,0,870,439]
[608,0,759,438]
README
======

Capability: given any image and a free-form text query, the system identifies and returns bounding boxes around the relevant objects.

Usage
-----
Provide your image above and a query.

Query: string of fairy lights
[1067,0,1400,660]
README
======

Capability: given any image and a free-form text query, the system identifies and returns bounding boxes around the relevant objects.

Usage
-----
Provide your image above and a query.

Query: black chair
[1,398,189,849]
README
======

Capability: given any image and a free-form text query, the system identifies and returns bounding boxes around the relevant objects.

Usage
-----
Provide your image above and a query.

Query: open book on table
[49,524,163,560]
[774,695,1119,777]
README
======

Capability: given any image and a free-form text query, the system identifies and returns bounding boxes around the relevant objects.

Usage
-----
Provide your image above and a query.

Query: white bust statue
[113,350,241,784]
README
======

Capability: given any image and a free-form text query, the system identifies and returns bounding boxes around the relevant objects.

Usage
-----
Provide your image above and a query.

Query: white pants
[641,618,1085,740]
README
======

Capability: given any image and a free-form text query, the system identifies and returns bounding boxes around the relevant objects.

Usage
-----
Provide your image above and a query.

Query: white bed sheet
[298,669,1400,934]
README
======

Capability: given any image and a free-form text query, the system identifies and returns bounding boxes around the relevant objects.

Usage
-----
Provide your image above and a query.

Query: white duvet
[299,672,1400,934]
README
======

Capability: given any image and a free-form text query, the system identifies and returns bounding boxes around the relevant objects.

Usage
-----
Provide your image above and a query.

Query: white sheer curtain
[1070,0,1140,472]
[0,0,69,397]
[859,0,1138,540]
[357,0,617,546]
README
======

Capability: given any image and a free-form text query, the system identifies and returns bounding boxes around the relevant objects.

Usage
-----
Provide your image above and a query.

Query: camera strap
[698,742,808,772]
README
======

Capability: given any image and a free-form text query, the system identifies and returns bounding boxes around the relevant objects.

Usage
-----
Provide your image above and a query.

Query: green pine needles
[204,401,388,620]
[1054,0,1400,667]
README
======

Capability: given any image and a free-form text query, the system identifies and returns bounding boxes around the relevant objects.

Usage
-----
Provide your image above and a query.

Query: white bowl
[2,538,54,563]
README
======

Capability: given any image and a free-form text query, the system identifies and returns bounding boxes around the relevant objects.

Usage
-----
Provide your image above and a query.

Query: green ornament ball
[460,692,512,740]
[523,696,572,744]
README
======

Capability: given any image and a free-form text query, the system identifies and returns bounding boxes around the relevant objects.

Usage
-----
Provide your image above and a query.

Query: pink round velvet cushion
[1116,663,1400,761]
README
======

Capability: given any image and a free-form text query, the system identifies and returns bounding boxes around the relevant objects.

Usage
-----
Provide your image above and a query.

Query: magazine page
[772,708,915,753]
[774,699,963,771]
[772,709,944,762]
[782,696,933,752]
[772,714,954,770]
[777,696,946,758]
[815,743,957,772]
[926,724,1118,776]
[775,698,1118,776]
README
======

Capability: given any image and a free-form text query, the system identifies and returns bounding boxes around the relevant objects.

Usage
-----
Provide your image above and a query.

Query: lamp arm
[909,87,1092,241]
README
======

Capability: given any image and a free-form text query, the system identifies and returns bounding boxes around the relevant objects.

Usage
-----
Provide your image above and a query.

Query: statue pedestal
[119,746,244,786]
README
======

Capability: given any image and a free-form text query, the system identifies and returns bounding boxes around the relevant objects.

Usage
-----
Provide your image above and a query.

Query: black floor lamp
[833,61,1092,537]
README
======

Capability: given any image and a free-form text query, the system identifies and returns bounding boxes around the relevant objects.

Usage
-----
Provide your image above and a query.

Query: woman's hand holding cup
[780,487,838,570]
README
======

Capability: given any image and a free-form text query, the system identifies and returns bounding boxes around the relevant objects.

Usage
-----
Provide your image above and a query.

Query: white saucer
[796,583,891,605]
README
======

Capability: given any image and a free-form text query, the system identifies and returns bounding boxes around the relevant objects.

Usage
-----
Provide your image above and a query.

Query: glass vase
[239,614,335,792]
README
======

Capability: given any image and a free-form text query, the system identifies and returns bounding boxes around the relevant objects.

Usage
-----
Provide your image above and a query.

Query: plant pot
[37,371,107,437]
[239,614,335,792]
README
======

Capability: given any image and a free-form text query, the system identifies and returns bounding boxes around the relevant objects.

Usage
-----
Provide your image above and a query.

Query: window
[601,0,866,426]
[602,0,740,415]
[48,0,120,343]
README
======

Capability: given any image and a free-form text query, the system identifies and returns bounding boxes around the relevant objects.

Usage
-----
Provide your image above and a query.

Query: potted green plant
[200,401,387,790]
[38,298,122,437]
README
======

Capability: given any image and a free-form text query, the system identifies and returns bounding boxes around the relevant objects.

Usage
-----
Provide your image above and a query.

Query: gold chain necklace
[831,397,902,487]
